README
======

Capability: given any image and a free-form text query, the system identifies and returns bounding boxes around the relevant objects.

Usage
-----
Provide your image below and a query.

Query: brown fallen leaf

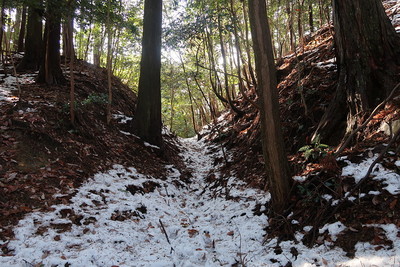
[188,229,199,238]
[227,231,234,236]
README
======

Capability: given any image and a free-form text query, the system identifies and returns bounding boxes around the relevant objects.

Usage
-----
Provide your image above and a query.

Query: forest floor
[1,126,400,266]
[0,119,399,266]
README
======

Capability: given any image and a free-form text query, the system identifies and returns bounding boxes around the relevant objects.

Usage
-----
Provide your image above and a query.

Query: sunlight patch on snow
[0,74,35,103]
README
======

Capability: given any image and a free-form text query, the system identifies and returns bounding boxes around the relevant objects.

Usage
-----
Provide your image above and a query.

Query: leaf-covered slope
[0,59,185,242]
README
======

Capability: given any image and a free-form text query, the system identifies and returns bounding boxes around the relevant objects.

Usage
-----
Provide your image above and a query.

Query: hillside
[0,59,187,242]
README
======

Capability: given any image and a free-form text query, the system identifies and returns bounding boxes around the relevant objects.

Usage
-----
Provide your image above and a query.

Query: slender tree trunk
[0,0,6,69]
[132,0,163,147]
[169,83,175,130]
[83,23,92,61]
[242,0,257,88]
[217,3,243,116]
[106,0,113,124]
[180,54,200,136]
[230,0,259,110]
[17,6,27,52]
[318,0,324,27]
[286,1,296,52]
[69,23,75,125]
[313,0,400,144]
[297,0,305,46]
[204,30,229,104]
[308,2,314,33]
[13,7,22,51]
[249,0,292,214]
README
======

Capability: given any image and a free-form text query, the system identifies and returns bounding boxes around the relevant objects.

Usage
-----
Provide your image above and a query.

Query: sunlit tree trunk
[313,0,400,144]
[249,0,292,214]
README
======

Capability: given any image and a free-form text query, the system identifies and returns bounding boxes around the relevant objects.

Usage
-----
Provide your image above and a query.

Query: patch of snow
[112,113,133,124]
[293,176,307,182]
[322,194,332,201]
[143,142,160,150]
[319,221,346,241]
[341,153,400,194]
[332,199,339,206]
[368,191,381,196]
[0,74,35,103]
[314,58,337,69]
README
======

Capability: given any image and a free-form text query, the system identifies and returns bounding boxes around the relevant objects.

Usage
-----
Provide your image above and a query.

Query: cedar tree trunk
[248,0,292,214]
[132,0,163,147]
[17,6,27,52]
[36,0,65,84]
[313,0,400,144]
[17,3,43,71]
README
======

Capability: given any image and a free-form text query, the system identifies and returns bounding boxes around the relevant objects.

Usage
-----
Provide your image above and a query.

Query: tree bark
[313,0,400,144]
[63,15,75,60]
[17,3,43,71]
[36,0,65,84]
[17,6,27,52]
[132,0,163,147]
[308,2,314,33]
[248,0,292,214]
[106,0,113,124]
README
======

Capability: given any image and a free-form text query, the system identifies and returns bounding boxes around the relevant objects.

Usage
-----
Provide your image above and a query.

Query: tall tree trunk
[63,15,75,60]
[106,0,113,124]
[286,1,296,52]
[17,6,27,52]
[93,31,101,66]
[248,0,292,214]
[17,3,43,71]
[132,0,163,147]
[313,0,400,144]
[308,2,314,33]
[180,54,200,136]
[36,0,65,84]
[0,0,6,69]
[13,7,22,51]
[204,30,229,105]
[242,0,257,88]
[297,0,305,46]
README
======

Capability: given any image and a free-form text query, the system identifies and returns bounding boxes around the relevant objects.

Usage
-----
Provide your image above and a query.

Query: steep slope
[0,59,185,242]
[203,0,400,251]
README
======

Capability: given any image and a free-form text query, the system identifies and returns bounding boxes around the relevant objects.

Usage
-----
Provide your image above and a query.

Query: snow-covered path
[1,137,400,267]
[0,138,270,266]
